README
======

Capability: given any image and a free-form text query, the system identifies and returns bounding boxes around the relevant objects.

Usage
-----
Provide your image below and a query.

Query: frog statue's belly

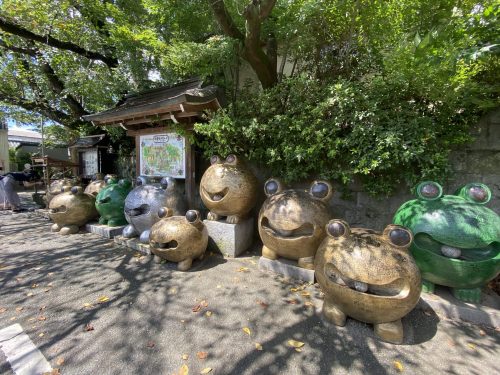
[315,228,421,324]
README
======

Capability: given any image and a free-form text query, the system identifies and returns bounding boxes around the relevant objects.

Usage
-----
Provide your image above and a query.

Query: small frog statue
[84,173,106,197]
[315,220,420,344]
[258,178,333,269]
[122,176,187,243]
[49,186,98,235]
[95,179,132,226]
[200,154,258,224]
[393,181,500,303]
[45,178,78,205]
[149,209,208,271]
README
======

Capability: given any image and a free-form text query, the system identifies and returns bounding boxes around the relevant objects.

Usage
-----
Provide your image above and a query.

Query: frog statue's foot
[226,215,242,224]
[322,298,346,326]
[122,224,138,238]
[98,217,107,225]
[421,280,435,294]
[374,320,404,344]
[207,211,221,221]
[262,245,278,260]
[139,230,151,243]
[59,225,79,235]
[51,223,61,232]
[298,256,315,270]
[178,258,193,271]
[452,287,482,303]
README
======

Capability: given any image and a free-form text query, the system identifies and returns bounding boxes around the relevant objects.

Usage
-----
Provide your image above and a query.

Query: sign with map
[139,133,185,178]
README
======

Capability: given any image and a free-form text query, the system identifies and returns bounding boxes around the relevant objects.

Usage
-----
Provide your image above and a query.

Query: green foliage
[196,73,482,195]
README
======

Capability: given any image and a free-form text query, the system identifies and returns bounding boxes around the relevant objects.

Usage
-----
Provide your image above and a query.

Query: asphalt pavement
[0,201,499,375]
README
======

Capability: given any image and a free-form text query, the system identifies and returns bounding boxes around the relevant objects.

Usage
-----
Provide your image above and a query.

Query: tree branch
[259,0,277,20]
[0,38,37,56]
[0,16,118,67]
[0,90,71,125]
[209,0,244,40]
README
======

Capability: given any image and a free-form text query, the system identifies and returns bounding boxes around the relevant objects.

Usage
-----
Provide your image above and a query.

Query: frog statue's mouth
[49,205,67,214]
[414,233,500,261]
[260,217,314,239]
[202,187,229,203]
[150,239,179,250]
[125,204,150,217]
[324,263,410,299]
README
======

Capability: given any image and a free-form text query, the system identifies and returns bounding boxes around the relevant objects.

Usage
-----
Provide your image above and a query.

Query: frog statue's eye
[326,219,350,238]
[160,176,175,190]
[225,154,238,165]
[416,181,443,201]
[309,180,333,202]
[185,210,201,224]
[158,207,174,219]
[383,225,413,248]
[70,186,82,195]
[210,155,222,165]
[458,183,491,204]
[136,176,147,186]
[264,178,284,197]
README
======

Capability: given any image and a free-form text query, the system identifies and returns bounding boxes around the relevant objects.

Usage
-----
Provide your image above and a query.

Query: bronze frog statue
[49,186,98,235]
[149,209,208,271]
[258,179,332,269]
[315,220,421,344]
[200,154,258,224]
[45,178,78,205]
[84,174,106,197]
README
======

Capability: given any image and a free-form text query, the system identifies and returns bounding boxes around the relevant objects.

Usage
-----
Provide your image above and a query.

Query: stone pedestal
[258,256,315,282]
[85,223,125,239]
[114,235,151,255]
[204,217,253,257]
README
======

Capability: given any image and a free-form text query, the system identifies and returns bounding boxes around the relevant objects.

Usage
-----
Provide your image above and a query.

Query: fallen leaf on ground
[39,306,46,311]
[287,340,304,348]
[16,307,24,312]
[192,304,202,313]
[290,288,299,292]
[178,364,189,375]
[84,324,94,331]
[56,357,64,366]
[83,303,93,308]
[98,296,110,303]
[200,300,208,307]
[243,327,251,336]
[38,316,47,321]
[42,369,60,375]
[301,291,310,297]
[10,317,16,321]
[285,299,298,305]
[467,343,476,351]
[393,360,404,372]
[197,351,208,360]
[147,341,155,348]
[0,307,6,313]
[26,292,34,297]
[43,289,51,293]
[479,329,486,336]
[423,310,432,317]
[216,285,222,288]
[181,354,189,360]
[168,288,177,295]
[294,348,302,352]
[47,283,53,287]
[32,284,39,288]
[200,368,212,374]
[255,343,263,351]
[256,300,269,309]
[133,252,143,258]
[39,333,45,337]
[47,272,54,276]
[205,311,212,317]
[15,277,23,282]
[237,267,249,272]
[304,301,315,308]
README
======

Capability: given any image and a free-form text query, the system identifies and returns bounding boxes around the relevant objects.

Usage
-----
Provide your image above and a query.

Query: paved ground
[0,196,499,375]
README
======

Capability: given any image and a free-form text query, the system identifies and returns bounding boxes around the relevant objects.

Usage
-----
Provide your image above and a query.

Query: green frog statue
[393,181,500,303]
[95,178,132,226]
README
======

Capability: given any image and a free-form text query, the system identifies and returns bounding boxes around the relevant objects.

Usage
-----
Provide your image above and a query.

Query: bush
[195,75,479,195]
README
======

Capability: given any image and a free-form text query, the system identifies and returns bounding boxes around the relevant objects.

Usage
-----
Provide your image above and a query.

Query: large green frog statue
[315,220,420,344]
[393,181,500,303]
[95,179,132,226]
